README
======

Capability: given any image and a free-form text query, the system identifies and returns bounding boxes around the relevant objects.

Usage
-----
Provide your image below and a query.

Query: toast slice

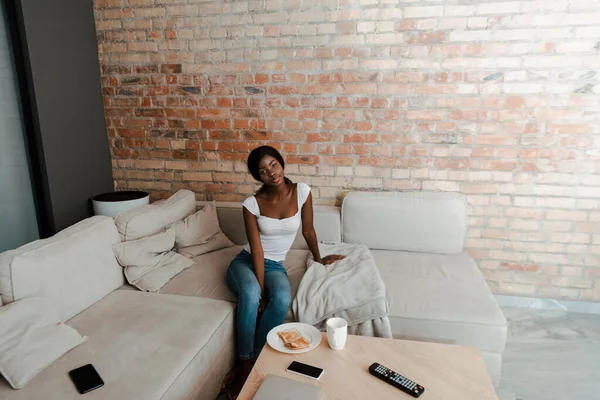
[278,328,303,345]
[287,335,311,350]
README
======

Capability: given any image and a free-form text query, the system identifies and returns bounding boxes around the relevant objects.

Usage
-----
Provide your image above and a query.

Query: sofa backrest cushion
[114,189,196,241]
[198,201,341,249]
[341,191,467,254]
[0,216,124,322]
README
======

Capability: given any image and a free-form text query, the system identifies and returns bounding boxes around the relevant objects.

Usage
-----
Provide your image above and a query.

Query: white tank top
[242,183,310,262]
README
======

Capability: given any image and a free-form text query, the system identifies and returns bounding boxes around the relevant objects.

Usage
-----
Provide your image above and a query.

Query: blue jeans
[226,250,291,360]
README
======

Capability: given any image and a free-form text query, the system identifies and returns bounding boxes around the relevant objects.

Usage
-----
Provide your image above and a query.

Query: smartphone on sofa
[69,364,104,394]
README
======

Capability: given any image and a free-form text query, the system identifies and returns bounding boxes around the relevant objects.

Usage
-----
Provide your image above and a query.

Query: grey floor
[497,307,600,400]
[217,307,600,399]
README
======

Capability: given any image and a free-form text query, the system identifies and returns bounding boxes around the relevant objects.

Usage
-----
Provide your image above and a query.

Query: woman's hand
[321,254,345,265]
[258,296,267,313]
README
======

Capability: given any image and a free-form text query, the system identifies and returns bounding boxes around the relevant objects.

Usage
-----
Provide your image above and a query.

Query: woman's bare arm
[243,207,265,293]
[302,192,345,265]
[301,192,323,263]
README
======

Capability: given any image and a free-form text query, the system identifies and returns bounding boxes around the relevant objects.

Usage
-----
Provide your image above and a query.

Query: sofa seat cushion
[161,246,309,321]
[371,250,507,354]
[0,291,235,400]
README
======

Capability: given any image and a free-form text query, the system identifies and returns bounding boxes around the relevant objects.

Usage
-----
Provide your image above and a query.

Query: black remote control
[369,363,425,398]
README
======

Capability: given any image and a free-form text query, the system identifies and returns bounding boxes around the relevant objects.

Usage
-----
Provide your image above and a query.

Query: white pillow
[112,227,194,292]
[0,297,87,389]
[114,189,196,241]
[173,202,234,257]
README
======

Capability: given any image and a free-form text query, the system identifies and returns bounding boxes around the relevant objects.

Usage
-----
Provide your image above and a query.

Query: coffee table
[238,333,498,399]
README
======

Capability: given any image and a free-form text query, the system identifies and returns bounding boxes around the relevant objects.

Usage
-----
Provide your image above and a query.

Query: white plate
[266,322,322,354]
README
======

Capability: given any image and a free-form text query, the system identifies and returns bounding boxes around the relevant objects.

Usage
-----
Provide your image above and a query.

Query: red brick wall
[94,0,600,301]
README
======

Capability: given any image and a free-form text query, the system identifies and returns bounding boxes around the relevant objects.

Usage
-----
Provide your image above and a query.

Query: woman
[224,145,344,398]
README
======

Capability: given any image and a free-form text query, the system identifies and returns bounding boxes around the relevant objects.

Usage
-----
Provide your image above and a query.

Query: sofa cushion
[0,297,87,389]
[113,228,194,293]
[342,191,466,254]
[371,249,507,354]
[0,216,124,321]
[0,290,235,400]
[201,201,341,248]
[178,232,235,258]
[160,246,308,321]
[114,189,196,241]
[174,201,235,258]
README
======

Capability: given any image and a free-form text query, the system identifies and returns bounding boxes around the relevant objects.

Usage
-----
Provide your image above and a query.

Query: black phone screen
[69,364,104,394]
[287,361,324,379]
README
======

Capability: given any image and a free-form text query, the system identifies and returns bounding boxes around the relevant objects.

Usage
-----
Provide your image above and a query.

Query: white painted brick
[318,166,335,176]
[521,0,569,12]
[356,166,373,177]
[245,26,263,36]
[411,168,429,179]
[458,84,478,94]
[166,5,198,16]
[504,70,527,81]
[576,26,600,38]
[404,6,443,18]
[365,33,403,44]
[252,13,287,24]
[279,25,296,36]
[336,167,354,176]
[555,41,597,53]
[260,49,278,60]
[502,83,544,94]
[468,171,493,181]
[350,178,382,189]
[449,30,492,42]
[545,84,574,94]
[289,11,327,23]
[376,21,395,32]
[320,187,340,198]
[537,28,573,39]
[438,17,467,29]
[429,170,449,180]
[423,181,460,191]
[292,36,331,46]
[297,25,317,36]
[317,23,336,35]
[392,169,410,179]
[220,15,252,25]
[361,8,403,20]
[232,2,249,13]
[577,199,600,210]
[492,29,536,41]
[357,21,376,33]
[190,40,220,50]
[524,56,581,68]
[444,5,475,17]
[531,14,565,26]
[478,2,522,15]
[331,34,365,46]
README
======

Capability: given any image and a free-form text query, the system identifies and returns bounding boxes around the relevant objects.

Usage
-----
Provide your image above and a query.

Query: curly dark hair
[247,146,293,191]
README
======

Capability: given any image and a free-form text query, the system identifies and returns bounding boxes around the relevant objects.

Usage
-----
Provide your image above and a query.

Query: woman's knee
[239,281,261,304]
[270,288,291,310]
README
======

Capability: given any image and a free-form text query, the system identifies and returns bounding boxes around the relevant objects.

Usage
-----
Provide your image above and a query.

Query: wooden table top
[238,333,498,400]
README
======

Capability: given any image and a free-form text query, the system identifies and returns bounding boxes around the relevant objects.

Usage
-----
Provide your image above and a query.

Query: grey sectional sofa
[0,190,505,399]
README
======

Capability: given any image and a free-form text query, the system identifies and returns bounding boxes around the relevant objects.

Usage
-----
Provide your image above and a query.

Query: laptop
[253,374,322,400]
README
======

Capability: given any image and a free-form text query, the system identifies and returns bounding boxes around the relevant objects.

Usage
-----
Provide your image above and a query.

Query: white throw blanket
[292,243,392,338]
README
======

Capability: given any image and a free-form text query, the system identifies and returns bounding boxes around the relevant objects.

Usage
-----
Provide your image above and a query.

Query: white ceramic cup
[326,317,348,350]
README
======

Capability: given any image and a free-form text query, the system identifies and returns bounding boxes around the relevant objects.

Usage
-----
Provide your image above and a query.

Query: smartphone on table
[286,361,324,380]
